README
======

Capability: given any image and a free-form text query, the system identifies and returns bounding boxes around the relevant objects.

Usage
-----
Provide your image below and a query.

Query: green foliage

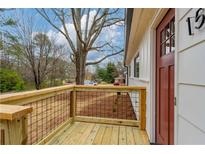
[0,68,24,92]
[3,18,16,26]
[106,63,119,83]
[96,66,107,82]
[96,63,119,83]
[0,9,16,27]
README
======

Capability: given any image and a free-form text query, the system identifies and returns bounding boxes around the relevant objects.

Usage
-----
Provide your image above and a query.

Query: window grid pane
[160,17,175,56]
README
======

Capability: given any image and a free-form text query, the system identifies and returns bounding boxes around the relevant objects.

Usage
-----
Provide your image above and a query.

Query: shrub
[96,63,119,84]
[0,68,24,92]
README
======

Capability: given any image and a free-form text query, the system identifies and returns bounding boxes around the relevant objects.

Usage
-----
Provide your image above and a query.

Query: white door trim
[149,8,170,143]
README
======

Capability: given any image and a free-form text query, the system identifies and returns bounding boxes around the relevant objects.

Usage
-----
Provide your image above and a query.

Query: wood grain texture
[0,85,73,105]
[0,129,5,145]
[45,122,149,145]
[0,105,32,120]
[70,91,76,119]
[37,118,73,145]
[0,116,28,144]
[76,123,95,144]
[119,126,127,145]
[139,89,146,130]
[101,125,113,144]
[93,125,106,144]
[110,126,119,144]
[75,116,139,127]
[84,124,100,144]
[126,127,135,144]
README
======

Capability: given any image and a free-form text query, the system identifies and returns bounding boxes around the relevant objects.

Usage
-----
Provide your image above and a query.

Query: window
[134,54,140,78]
[160,17,175,56]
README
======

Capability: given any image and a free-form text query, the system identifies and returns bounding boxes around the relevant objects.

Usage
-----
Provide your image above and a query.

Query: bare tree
[48,44,75,86]
[8,12,66,90]
[36,8,124,84]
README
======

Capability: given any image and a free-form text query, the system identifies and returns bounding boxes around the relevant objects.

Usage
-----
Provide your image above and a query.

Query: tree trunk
[35,82,41,90]
[34,76,41,90]
[75,51,87,85]
[74,8,86,85]
[32,68,41,90]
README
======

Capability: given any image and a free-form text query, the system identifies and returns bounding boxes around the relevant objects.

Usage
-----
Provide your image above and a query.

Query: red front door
[156,9,175,145]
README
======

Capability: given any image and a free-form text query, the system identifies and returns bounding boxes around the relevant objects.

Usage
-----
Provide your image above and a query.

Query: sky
[2,8,125,71]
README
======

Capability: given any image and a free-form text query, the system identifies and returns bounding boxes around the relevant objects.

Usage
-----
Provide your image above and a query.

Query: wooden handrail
[0,85,74,105]
[74,85,146,91]
[0,104,32,120]
[0,85,145,105]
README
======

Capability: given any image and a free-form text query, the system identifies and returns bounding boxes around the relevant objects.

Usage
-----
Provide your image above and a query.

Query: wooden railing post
[0,105,32,145]
[139,89,146,130]
[70,90,76,121]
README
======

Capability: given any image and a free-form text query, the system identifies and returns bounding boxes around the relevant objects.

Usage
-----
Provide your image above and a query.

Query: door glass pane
[170,18,175,35]
[161,29,165,43]
[171,35,175,52]
[161,43,165,56]
[165,24,170,40]
[165,39,170,54]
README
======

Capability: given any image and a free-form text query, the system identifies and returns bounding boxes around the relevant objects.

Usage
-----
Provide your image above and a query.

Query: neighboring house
[125,8,205,144]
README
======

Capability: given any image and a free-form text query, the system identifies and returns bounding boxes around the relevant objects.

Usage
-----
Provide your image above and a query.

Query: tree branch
[84,8,90,41]
[88,42,119,52]
[86,49,123,66]
[103,18,124,27]
[86,9,108,46]
[87,11,108,48]
[71,9,86,47]
[36,9,76,52]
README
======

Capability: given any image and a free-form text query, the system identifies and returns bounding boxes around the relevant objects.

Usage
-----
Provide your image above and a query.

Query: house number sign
[186,8,205,35]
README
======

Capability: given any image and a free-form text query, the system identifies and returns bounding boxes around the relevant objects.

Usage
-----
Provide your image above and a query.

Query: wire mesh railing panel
[76,90,139,120]
[24,90,71,145]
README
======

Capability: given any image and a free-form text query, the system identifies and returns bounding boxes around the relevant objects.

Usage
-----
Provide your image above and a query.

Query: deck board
[46,122,149,145]
[84,124,100,144]
[119,126,127,145]
[59,122,83,144]
[93,125,106,144]
[77,123,95,144]
[126,127,135,144]
[101,125,113,144]
[132,127,146,145]
[67,122,89,144]
[47,122,77,145]
[110,126,119,144]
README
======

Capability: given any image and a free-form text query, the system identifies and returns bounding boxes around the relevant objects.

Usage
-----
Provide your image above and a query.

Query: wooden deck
[46,122,149,145]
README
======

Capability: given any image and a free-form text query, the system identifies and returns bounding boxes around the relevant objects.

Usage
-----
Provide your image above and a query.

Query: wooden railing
[0,85,146,145]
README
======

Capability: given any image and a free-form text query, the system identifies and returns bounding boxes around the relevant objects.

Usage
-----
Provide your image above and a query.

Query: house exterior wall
[128,30,152,141]
[175,8,205,144]
[127,8,205,144]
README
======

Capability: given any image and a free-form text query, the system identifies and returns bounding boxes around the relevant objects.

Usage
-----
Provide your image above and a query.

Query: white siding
[178,85,205,131]
[178,9,205,52]
[178,42,205,85]
[176,8,205,144]
[178,8,191,21]
[128,30,152,141]
[178,116,205,144]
